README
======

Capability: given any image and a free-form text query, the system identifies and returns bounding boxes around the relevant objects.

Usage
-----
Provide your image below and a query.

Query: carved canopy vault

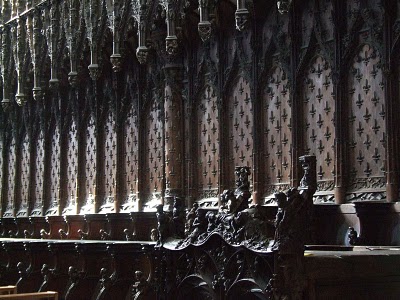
[0,0,400,215]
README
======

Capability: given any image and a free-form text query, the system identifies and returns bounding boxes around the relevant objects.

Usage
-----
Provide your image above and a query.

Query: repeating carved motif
[143,97,164,210]
[81,116,96,214]
[197,85,219,198]
[47,125,61,215]
[303,56,335,193]
[122,105,139,211]
[0,0,399,217]
[99,110,117,213]
[4,137,16,217]
[17,134,30,217]
[227,77,253,189]
[347,44,386,196]
[263,66,291,196]
[32,130,44,216]
[64,120,78,215]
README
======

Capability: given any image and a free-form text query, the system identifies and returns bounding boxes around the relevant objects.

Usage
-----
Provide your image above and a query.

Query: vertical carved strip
[46,126,60,215]
[383,0,398,202]
[263,66,292,196]
[4,136,16,217]
[17,134,30,216]
[227,76,253,190]
[64,119,78,215]
[31,130,44,216]
[164,67,184,209]
[123,105,139,211]
[81,116,96,214]
[144,94,164,210]
[99,110,117,213]
[196,85,219,202]
[347,45,386,199]
[303,56,335,201]
[332,0,346,204]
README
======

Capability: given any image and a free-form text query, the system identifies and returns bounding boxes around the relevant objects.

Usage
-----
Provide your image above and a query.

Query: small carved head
[277,0,292,14]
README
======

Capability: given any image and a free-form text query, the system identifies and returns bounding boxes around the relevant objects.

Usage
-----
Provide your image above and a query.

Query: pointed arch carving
[262,64,292,198]
[302,55,335,200]
[346,43,386,200]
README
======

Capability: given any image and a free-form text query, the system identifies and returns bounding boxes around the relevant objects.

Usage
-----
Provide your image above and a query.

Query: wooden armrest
[0,291,58,299]
[0,285,17,294]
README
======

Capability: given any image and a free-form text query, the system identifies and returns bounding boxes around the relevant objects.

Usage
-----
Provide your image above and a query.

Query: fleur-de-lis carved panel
[228,77,253,188]
[32,130,44,216]
[47,126,60,215]
[4,137,16,217]
[144,98,164,203]
[18,135,30,216]
[197,85,219,197]
[348,44,386,190]
[83,116,96,211]
[123,105,139,201]
[303,56,335,191]
[263,66,292,192]
[64,120,78,213]
[102,110,117,207]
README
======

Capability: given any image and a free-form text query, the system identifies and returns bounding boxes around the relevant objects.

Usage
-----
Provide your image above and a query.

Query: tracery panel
[99,110,117,213]
[31,130,44,216]
[17,134,30,217]
[3,137,16,217]
[143,98,164,211]
[263,66,292,196]
[347,44,386,200]
[197,85,219,202]
[122,105,139,211]
[227,76,253,189]
[63,119,78,215]
[46,125,60,215]
[303,56,335,202]
[80,116,96,214]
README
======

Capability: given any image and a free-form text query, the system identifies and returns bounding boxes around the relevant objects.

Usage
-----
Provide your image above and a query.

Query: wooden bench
[0,291,58,299]
[0,285,17,294]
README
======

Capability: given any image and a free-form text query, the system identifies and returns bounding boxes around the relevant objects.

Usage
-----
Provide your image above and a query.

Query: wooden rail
[0,285,17,295]
[0,291,58,299]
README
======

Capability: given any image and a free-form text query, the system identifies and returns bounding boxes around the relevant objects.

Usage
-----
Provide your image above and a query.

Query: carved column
[1,24,11,110]
[163,65,184,210]
[332,0,346,204]
[289,3,302,187]
[383,0,398,202]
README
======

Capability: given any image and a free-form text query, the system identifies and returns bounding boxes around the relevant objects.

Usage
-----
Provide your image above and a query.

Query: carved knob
[23,229,32,239]
[59,229,67,239]
[78,229,88,240]
[99,229,110,240]
[40,229,50,239]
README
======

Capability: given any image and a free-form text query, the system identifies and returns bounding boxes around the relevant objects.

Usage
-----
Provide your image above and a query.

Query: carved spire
[235,0,250,31]
[65,0,80,87]
[160,0,181,56]
[1,24,11,110]
[198,0,212,42]
[132,0,150,64]
[15,16,27,106]
[106,0,123,72]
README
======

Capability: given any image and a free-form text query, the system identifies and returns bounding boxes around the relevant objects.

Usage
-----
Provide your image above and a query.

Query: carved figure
[185,202,199,235]
[173,197,186,238]
[156,204,167,246]
[133,270,149,300]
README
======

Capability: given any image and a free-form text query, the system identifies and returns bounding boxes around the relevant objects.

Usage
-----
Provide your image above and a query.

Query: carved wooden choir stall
[2,0,400,299]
